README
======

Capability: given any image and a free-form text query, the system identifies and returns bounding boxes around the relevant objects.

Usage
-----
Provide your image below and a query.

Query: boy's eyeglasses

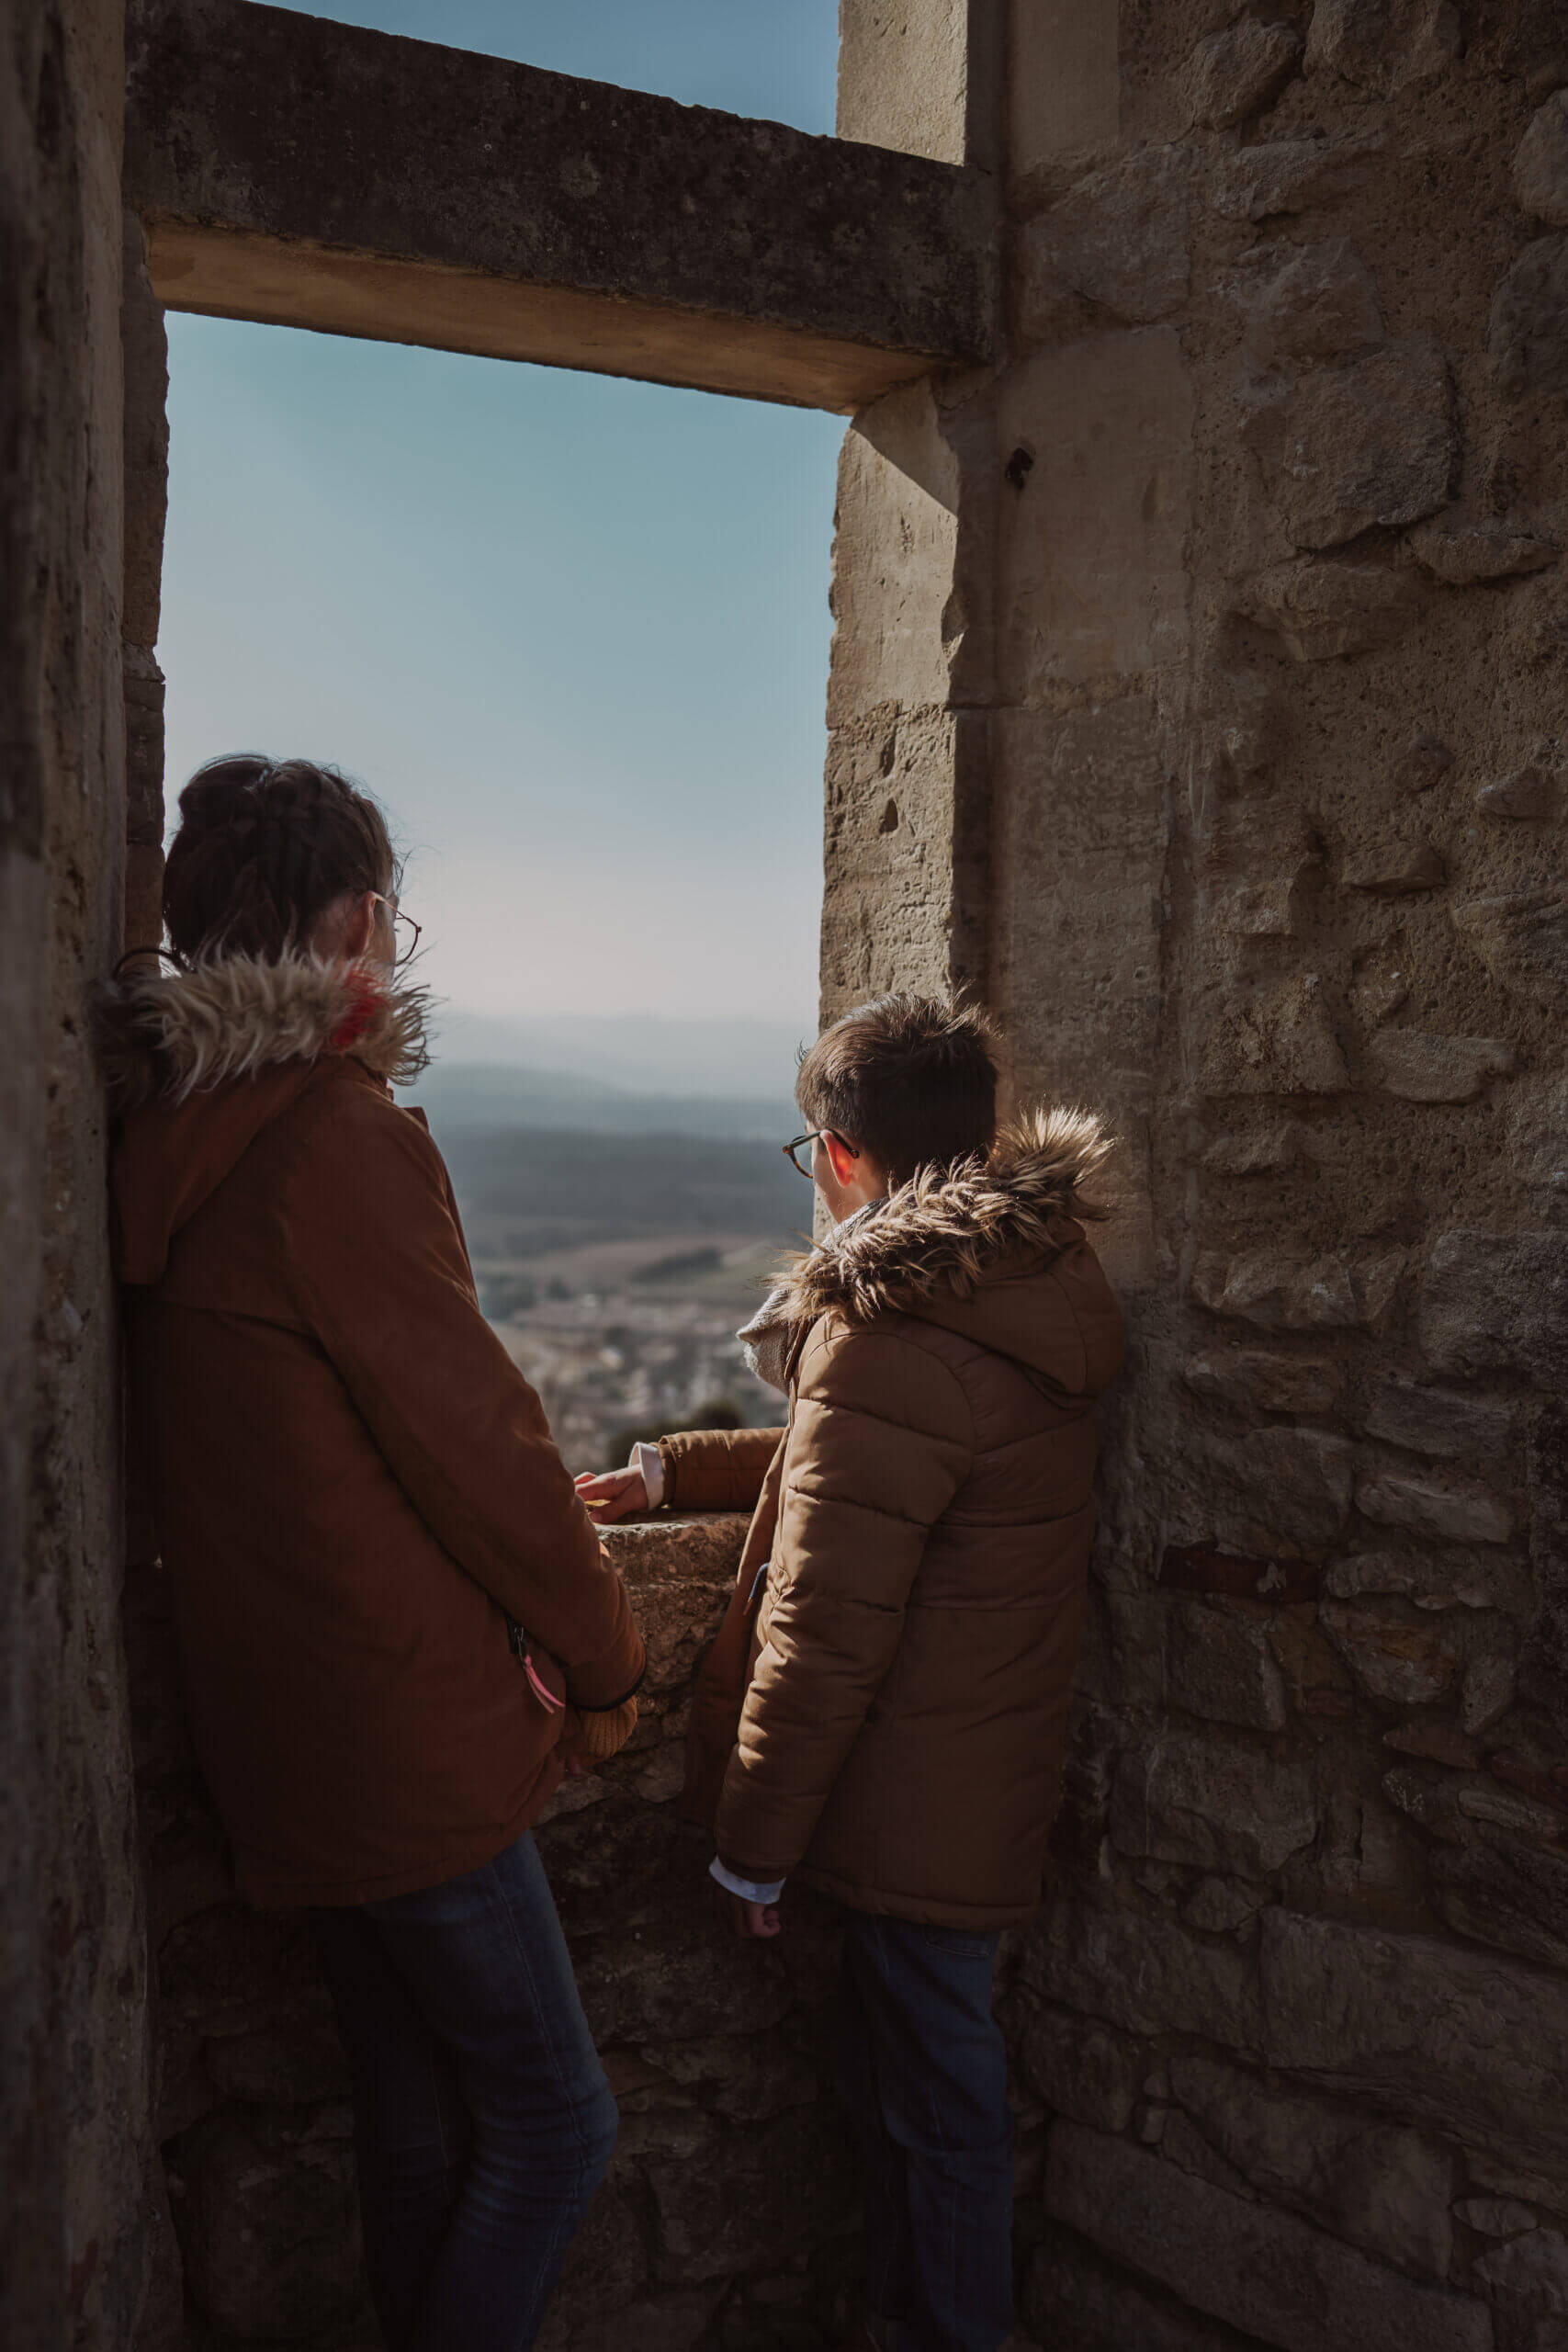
[371,892,422,967]
[783,1129,860,1180]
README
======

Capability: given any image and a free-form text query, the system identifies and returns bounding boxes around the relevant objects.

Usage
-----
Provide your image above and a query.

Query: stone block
[1356,1472,1513,1545]
[1259,1905,1568,2164]
[1462,1652,1518,1736]
[201,2012,350,2106]
[1181,1349,1344,1420]
[1212,134,1383,223]
[1184,21,1303,130]
[1427,1835,1568,1975]
[1419,1231,1568,1389]
[1183,1876,1269,1935]
[1510,1080,1568,1206]
[1453,895,1568,1012]
[1183,1426,1356,1554]
[1025,1899,1266,2056]
[1366,1379,1515,1462]
[1271,343,1457,551]
[1409,522,1558,585]
[1328,1549,1512,1612]
[1477,767,1559,820]
[1016,146,1193,344]
[1237,560,1424,661]
[1517,94,1568,230]
[639,2033,818,2123]
[1367,1035,1514,1104]
[1490,238,1568,399]
[1199,976,1349,1097]
[1111,1735,1317,1876]
[1019,2003,1142,2132]
[1318,1599,1461,1703]
[169,2110,366,2341]
[1168,2051,1456,2277]
[1195,1246,1404,1333]
[1243,237,1384,364]
[1343,837,1448,894]
[1025,2216,1263,2348]
[648,2105,854,2283]
[1460,2199,1540,2238]
[574,1910,795,2047]
[1167,1602,1290,1732]
[1476,2227,1568,2319]
[1043,2121,1493,2352]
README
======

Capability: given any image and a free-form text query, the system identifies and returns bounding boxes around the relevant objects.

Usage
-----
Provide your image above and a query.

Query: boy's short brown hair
[795,994,999,1189]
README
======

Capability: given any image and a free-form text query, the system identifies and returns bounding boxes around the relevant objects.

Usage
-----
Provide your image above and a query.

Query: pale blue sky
[161,2,842,1032]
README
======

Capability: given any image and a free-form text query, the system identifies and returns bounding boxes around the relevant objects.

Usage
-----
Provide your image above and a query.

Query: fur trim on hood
[748,1105,1112,1363]
[96,954,432,1112]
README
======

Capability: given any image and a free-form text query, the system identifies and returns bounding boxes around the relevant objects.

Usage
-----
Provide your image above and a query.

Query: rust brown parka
[672,1114,1123,1928]
[104,956,644,1908]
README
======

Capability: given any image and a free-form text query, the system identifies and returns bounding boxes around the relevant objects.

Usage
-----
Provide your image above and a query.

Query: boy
[580,994,1122,2352]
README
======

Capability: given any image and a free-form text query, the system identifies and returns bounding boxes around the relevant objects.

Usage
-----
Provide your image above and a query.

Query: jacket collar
[772,1104,1112,1333]
[97,953,432,1113]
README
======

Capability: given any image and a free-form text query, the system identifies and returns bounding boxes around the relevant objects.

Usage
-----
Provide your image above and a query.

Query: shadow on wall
[126,1516,864,2351]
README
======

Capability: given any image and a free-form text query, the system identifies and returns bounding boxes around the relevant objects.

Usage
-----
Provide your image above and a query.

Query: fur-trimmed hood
[97,953,431,1114]
[742,1106,1122,1401]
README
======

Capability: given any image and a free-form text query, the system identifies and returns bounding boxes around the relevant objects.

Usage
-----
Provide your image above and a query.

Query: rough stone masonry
[6,1,1568,2347]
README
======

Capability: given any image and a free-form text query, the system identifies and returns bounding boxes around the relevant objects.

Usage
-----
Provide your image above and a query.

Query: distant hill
[440,1124,809,1260]
[405,1059,795,1143]
[426,1007,812,1099]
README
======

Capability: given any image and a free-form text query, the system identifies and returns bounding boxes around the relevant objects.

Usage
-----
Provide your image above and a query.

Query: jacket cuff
[563,1612,647,1713]
[632,1440,664,1509]
[656,1436,679,1511]
[711,1855,785,1905]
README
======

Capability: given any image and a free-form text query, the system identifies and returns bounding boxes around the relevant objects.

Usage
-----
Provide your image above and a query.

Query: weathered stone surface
[1200,976,1349,1096]
[1244,237,1384,363]
[1398,734,1455,793]
[1272,344,1457,551]
[1476,2226,1568,2318]
[648,2105,855,2282]
[1183,1349,1343,1420]
[1020,2003,1142,2132]
[1343,837,1447,893]
[1409,521,1558,585]
[1016,145,1193,343]
[1516,93,1568,230]
[1455,895,1568,1012]
[1318,1597,1461,1702]
[1237,560,1423,660]
[1259,1905,1568,2162]
[1195,1246,1404,1332]
[1168,1602,1291,1732]
[1459,2199,1540,2238]
[126,0,992,415]
[1476,766,1559,820]
[1027,1900,1265,2056]
[540,2286,725,2352]
[1510,1080,1568,1207]
[1212,133,1383,221]
[1368,1034,1514,1103]
[1168,2052,1456,2278]
[169,2110,366,2341]
[1356,1472,1513,1545]
[1184,1876,1269,1935]
[1462,1652,1518,1736]
[1419,1231,1568,1388]
[1328,1550,1506,1611]
[1181,1426,1356,1554]
[1366,1379,1514,1462]
[1044,2122,1493,2352]
[1024,2219,1264,2352]
[1490,238,1568,399]
[1427,1836,1568,1975]
[1185,21,1303,130]
[576,1909,795,2049]
[640,2033,818,2123]
[1111,1736,1317,1876]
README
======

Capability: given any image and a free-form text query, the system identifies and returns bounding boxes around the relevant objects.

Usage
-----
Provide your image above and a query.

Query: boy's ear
[824,1132,859,1185]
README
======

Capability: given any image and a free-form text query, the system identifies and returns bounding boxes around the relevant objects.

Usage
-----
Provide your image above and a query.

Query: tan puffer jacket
[673,1111,1123,1928]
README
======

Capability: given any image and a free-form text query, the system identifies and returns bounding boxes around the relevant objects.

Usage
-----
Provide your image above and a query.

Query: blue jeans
[836,1911,1012,2352]
[311,1831,616,2352]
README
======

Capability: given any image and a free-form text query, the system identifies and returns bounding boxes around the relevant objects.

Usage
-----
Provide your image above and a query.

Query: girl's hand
[575,1464,649,1523]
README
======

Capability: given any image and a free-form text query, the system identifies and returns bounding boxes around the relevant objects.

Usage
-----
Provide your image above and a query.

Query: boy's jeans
[311,1829,615,2352]
[836,1911,1013,2352]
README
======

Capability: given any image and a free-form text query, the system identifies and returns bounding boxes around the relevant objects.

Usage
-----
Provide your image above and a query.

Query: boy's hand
[575,1465,648,1523]
[708,1879,782,1940]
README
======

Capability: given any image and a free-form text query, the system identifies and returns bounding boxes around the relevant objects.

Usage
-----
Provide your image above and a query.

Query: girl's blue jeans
[312,1829,615,2352]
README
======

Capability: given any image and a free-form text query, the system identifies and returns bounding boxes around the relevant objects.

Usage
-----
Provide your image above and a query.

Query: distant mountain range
[424,1007,813,1100]
[404,1059,796,1143]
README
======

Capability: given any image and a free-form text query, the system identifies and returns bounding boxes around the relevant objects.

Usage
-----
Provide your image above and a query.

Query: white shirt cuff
[710,1855,785,1906]
[631,1440,664,1509]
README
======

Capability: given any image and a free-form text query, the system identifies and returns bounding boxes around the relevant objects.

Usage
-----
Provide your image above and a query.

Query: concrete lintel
[125,0,994,413]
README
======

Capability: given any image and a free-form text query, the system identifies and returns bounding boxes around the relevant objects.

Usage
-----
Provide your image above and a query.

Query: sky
[160,2,842,1046]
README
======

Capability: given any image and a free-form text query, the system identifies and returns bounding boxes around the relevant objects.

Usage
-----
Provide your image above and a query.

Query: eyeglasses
[371,892,422,967]
[783,1129,860,1180]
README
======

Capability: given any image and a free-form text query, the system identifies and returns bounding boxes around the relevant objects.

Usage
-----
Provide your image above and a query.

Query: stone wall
[0,0,160,2346]
[981,6,1568,2347]
[130,1515,872,2351]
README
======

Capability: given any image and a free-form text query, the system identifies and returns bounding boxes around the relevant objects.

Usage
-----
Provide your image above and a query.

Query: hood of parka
[101,955,433,1284]
[772,1105,1122,1403]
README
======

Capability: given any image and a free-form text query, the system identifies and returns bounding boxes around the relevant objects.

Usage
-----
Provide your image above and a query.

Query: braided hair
[162,755,397,967]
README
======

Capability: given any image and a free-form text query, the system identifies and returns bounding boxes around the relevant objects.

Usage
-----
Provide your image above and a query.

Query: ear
[823,1131,859,1186]
[342,891,377,962]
